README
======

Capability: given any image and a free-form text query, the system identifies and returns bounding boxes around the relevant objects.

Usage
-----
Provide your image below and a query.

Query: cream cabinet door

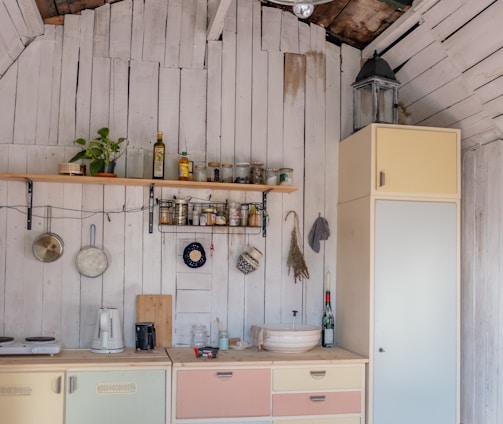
[375,127,458,195]
[0,371,64,423]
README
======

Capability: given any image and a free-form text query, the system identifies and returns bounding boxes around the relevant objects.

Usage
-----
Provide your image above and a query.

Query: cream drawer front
[272,365,362,391]
[176,368,270,419]
[273,417,360,424]
[272,391,361,416]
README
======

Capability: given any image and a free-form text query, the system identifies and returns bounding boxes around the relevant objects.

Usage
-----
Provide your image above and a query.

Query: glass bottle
[152,131,165,179]
[322,289,335,347]
[178,151,190,181]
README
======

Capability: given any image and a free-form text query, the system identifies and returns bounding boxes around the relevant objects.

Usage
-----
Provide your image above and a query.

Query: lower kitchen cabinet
[0,371,65,423]
[175,368,271,420]
[65,369,166,424]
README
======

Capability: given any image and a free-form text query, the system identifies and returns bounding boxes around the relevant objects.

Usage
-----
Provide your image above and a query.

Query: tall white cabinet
[336,124,460,424]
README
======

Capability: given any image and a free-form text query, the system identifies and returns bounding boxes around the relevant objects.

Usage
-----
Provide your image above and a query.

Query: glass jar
[215,210,226,226]
[218,330,229,350]
[207,162,220,182]
[250,161,264,184]
[159,201,173,225]
[240,204,249,227]
[202,208,215,226]
[221,163,233,183]
[191,325,208,347]
[279,167,294,186]
[234,162,250,184]
[228,202,240,227]
[265,167,279,185]
[173,199,188,225]
[194,164,207,182]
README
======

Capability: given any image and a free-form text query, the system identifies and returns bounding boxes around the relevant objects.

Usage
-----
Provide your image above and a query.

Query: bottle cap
[157,131,163,138]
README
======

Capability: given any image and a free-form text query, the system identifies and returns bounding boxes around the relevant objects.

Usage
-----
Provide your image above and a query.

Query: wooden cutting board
[136,294,172,347]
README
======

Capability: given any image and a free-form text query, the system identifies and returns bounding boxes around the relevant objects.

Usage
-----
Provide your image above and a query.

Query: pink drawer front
[272,391,361,417]
[176,368,271,419]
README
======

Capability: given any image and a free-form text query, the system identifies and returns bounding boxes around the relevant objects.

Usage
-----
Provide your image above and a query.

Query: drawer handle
[52,376,62,394]
[310,395,326,402]
[310,370,326,379]
[216,372,233,378]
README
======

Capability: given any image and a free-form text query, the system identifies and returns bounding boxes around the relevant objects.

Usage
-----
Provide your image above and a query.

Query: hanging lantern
[352,51,400,132]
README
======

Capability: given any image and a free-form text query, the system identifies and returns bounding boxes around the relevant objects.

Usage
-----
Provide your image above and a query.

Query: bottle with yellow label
[152,131,165,179]
[178,151,190,181]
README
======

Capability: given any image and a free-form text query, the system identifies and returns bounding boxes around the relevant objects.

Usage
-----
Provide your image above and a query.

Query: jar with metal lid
[228,202,240,227]
[279,167,294,186]
[215,210,226,226]
[221,163,233,183]
[234,162,250,183]
[202,208,215,226]
[194,164,207,182]
[265,167,279,185]
[250,161,264,184]
[240,204,249,226]
[207,162,220,182]
[159,201,173,225]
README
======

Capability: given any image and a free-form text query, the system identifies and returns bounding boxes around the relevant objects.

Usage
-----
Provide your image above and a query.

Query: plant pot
[96,161,116,177]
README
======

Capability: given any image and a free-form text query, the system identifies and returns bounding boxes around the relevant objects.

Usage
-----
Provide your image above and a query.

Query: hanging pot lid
[183,242,206,268]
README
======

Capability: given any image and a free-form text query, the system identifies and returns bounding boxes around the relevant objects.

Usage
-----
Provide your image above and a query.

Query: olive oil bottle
[152,131,165,179]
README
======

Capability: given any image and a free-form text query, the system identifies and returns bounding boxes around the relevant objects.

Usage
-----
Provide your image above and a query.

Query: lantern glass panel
[353,84,373,132]
[376,84,396,124]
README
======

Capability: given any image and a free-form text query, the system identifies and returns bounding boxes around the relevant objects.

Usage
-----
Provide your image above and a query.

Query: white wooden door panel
[373,200,457,424]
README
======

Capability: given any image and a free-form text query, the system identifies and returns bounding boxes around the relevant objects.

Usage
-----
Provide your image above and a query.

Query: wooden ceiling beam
[207,0,233,41]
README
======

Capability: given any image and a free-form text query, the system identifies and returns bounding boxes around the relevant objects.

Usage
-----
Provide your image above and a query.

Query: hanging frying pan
[76,224,108,277]
[32,206,64,262]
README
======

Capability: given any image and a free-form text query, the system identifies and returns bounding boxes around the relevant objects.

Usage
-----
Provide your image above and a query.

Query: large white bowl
[251,324,321,353]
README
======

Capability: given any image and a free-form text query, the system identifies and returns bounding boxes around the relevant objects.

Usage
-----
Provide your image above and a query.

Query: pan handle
[89,224,96,246]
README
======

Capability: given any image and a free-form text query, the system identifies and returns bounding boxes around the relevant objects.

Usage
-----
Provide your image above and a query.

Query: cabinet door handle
[68,376,77,394]
[216,372,233,378]
[310,370,326,379]
[310,395,326,402]
[379,171,385,187]
[52,376,62,394]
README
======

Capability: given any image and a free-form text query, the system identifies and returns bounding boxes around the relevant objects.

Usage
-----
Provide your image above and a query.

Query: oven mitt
[308,215,330,253]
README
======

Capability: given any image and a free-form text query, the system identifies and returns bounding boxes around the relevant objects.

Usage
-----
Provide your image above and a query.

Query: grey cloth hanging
[308,214,330,253]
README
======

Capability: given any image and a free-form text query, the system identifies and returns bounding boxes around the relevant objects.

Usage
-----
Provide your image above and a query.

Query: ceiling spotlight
[293,3,315,19]
[265,0,333,20]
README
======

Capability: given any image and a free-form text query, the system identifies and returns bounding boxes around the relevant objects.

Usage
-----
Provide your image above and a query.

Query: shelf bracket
[148,183,154,233]
[25,178,33,230]
[261,189,272,237]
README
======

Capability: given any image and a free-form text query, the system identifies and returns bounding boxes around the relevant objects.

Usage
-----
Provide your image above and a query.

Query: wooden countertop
[167,346,368,367]
[0,348,171,371]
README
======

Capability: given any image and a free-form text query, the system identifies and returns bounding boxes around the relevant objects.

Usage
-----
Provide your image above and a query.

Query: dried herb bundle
[285,211,309,283]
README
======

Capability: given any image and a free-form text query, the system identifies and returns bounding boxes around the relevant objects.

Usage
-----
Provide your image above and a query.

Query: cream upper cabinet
[339,124,460,202]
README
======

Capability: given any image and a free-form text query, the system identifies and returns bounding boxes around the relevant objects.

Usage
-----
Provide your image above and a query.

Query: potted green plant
[70,127,128,176]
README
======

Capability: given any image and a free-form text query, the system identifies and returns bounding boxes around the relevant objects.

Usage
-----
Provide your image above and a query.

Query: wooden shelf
[0,173,298,193]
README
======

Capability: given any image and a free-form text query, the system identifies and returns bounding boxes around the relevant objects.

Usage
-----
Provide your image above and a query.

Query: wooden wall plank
[220,29,237,160]
[143,0,167,63]
[179,69,207,157]
[280,10,299,54]
[75,9,94,141]
[13,41,40,144]
[58,14,80,145]
[0,0,26,60]
[90,57,111,137]
[164,0,182,67]
[206,41,222,165]
[159,67,181,179]
[179,0,197,68]
[193,0,207,68]
[35,35,56,145]
[0,63,17,143]
[49,25,63,145]
[110,0,132,59]
[131,0,144,60]
[235,0,253,159]
[261,6,281,52]
[339,44,360,140]
[93,3,110,58]
[17,0,44,36]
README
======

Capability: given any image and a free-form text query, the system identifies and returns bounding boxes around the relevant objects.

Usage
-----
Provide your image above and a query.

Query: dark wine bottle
[322,272,335,347]
[152,131,165,179]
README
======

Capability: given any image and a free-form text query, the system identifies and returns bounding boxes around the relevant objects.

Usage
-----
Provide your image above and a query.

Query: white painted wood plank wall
[0,0,350,350]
